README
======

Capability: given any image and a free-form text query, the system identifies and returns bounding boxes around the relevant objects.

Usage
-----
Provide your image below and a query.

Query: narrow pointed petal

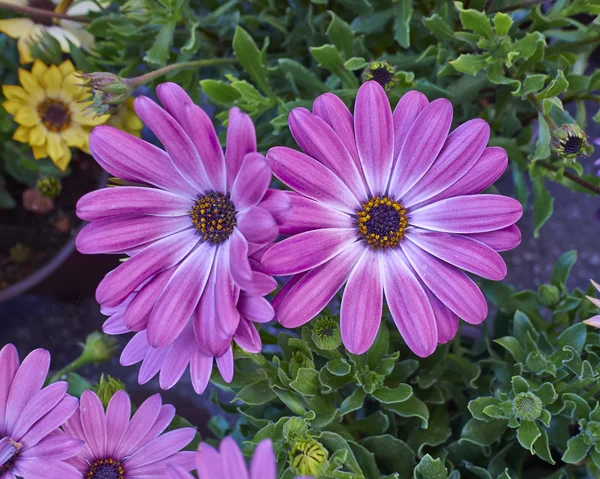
[105,390,131,458]
[197,444,224,479]
[388,99,453,198]
[231,153,271,210]
[278,192,354,235]
[13,458,81,479]
[80,391,107,459]
[267,147,361,213]
[167,465,194,479]
[250,439,276,479]
[120,331,150,366]
[340,251,382,354]
[114,394,162,458]
[234,319,262,354]
[392,90,429,165]
[410,195,523,233]
[425,289,459,344]
[402,119,490,206]
[406,229,507,280]
[17,396,79,448]
[381,251,437,357]
[0,344,19,431]
[225,107,257,190]
[11,382,68,440]
[402,240,488,324]
[228,229,253,290]
[159,328,195,390]
[190,350,213,395]
[466,224,521,252]
[216,347,234,383]
[138,347,167,384]
[355,81,394,195]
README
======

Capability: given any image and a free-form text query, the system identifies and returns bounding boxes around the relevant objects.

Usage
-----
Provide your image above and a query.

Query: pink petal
[278,192,353,235]
[147,242,216,348]
[340,251,382,354]
[401,240,488,324]
[276,242,365,328]
[234,319,262,354]
[114,394,162,458]
[220,437,249,479]
[237,206,279,244]
[17,396,79,448]
[355,81,394,196]
[231,153,271,210]
[197,443,224,478]
[77,215,192,254]
[466,224,521,252]
[267,146,361,213]
[105,390,131,459]
[216,347,234,383]
[89,126,197,199]
[80,391,107,459]
[225,107,257,190]
[103,312,129,335]
[388,98,453,198]
[289,107,367,200]
[0,344,19,432]
[159,328,195,390]
[138,346,168,384]
[425,289,459,344]
[381,250,437,357]
[409,195,523,233]
[76,187,192,221]
[13,458,81,479]
[120,331,150,366]
[95,229,198,308]
[21,436,83,461]
[406,229,507,280]
[126,429,196,469]
[167,465,195,479]
[584,315,600,328]
[402,119,490,206]
[261,228,358,275]
[190,351,213,395]
[228,229,253,290]
[258,189,292,226]
[238,293,274,323]
[392,90,429,166]
[11,382,68,440]
[250,439,276,479]
[134,96,211,193]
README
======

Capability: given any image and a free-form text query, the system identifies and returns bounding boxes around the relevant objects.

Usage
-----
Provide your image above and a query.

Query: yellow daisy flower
[0,0,99,64]
[2,59,109,171]
[108,98,143,138]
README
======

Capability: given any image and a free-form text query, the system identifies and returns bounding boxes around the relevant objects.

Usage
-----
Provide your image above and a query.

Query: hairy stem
[0,1,89,22]
[130,57,238,87]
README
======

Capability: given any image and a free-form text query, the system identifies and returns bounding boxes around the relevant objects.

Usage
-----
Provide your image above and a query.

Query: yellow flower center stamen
[86,458,125,479]
[191,191,237,245]
[38,98,71,132]
[356,195,408,250]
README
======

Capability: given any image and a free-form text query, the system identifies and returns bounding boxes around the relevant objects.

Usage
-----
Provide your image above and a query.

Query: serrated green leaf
[278,59,328,94]
[414,454,447,479]
[449,54,488,75]
[469,397,501,421]
[558,323,587,353]
[493,12,513,35]
[343,57,368,71]
[363,435,415,478]
[144,21,175,66]
[539,70,569,99]
[233,26,272,96]
[310,44,358,88]
[386,394,430,428]
[521,74,548,96]
[423,14,454,39]
[535,383,557,405]
[455,1,494,39]
[326,358,352,376]
[339,387,366,416]
[494,337,527,362]
[562,434,591,463]
[512,375,530,394]
[290,368,319,396]
[532,178,553,238]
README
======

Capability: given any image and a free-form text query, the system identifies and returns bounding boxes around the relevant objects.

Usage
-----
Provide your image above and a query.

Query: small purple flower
[166,437,312,479]
[0,344,83,479]
[263,81,523,357]
[76,82,290,364]
[64,390,196,479]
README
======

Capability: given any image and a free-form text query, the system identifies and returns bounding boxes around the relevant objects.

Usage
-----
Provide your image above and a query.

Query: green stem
[0,1,89,21]
[130,58,238,87]
[546,35,600,55]
[537,160,600,195]
[563,93,600,104]
[490,0,544,12]
[527,93,559,131]
[48,357,89,384]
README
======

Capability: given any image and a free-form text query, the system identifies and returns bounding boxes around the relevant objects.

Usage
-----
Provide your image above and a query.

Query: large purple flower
[100,250,272,394]
[76,83,289,360]
[0,344,83,479]
[64,390,196,479]
[166,437,311,479]
[263,81,523,357]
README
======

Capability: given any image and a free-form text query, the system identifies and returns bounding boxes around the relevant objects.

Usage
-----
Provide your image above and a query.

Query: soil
[0,154,102,289]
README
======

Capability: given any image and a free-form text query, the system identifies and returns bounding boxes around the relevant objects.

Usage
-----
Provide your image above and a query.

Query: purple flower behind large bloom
[76,83,290,380]
[263,81,523,357]
[64,390,196,479]
[0,344,83,479]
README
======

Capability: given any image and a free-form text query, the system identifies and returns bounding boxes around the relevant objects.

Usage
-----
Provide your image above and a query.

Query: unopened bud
[512,392,543,421]
[79,72,133,116]
[283,417,309,443]
[551,124,592,163]
[36,177,62,199]
[80,332,117,364]
[94,374,126,407]
[364,60,397,91]
[121,0,153,24]
[288,351,314,379]
[312,316,342,351]
[537,284,560,307]
[289,439,329,477]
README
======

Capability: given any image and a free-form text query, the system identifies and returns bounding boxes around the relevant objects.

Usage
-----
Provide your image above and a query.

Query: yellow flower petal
[62,124,87,148]
[31,59,48,81]
[17,69,44,101]
[46,131,64,162]
[59,60,76,77]
[60,72,87,102]
[53,140,71,171]
[13,125,31,143]
[73,105,109,127]
[32,143,48,159]
[43,65,63,98]
[2,100,22,115]
[0,18,35,39]
[2,85,28,102]
[17,35,34,64]
[29,123,48,146]
[14,105,41,127]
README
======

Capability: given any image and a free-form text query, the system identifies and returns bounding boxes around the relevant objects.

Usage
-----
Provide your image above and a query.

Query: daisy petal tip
[584,315,600,328]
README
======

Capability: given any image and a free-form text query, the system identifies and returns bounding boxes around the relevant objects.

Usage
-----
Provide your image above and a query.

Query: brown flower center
[356,196,408,250]
[86,458,125,479]
[38,98,71,132]
[191,191,237,245]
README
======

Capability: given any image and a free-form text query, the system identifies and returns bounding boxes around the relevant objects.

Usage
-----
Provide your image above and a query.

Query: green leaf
[469,397,501,421]
[386,394,430,428]
[310,44,358,88]
[460,419,508,447]
[558,323,587,353]
[449,54,488,75]
[494,337,527,362]
[326,12,353,59]
[200,79,241,105]
[512,165,529,208]
[512,375,530,394]
[532,178,553,238]
[372,385,412,404]
[533,427,555,464]
[563,393,591,419]
[493,12,513,35]
[521,74,548,96]
[423,14,454,39]
[278,59,328,94]
[407,407,451,456]
[290,368,319,396]
[362,435,415,479]
[233,381,276,405]
[539,70,569,100]
[316,431,362,474]
[513,311,537,346]
[517,420,541,453]
[533,115,551,161]
[343,57,368,70]
[562,434,591,464]
[326,358,352,376]
[66,373,92,398]
[534,383,557,405]
[455,1,494,39]
[550,250,577,288]
[339,387,366,416]
[414,454,447,479]
[233,26,272,96]
[393,0,413,49]
[144,21,176,66]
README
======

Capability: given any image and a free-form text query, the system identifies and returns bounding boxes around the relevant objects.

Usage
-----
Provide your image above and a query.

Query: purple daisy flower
[0,344,83,479]
[166,437,312,479]
[99,249,272,394]
[263,81,523,357]
[63,390,196,479]
[76,82,290,360]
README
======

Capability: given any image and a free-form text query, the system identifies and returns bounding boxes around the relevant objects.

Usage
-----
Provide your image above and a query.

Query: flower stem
[0,1,89,22]
[47,357,88,384]
[527,93,559,131]
[490,0,544,12]
[546,35,600,55]
[536,160,600,195]
[129,58,238,87]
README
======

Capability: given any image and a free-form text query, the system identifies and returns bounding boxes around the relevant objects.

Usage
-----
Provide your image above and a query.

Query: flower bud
[512,392,543,421]
[79,72,133,116]
[80,332,117,364]
[364,60,397,91]
[551,124,592,163]
[311,316,342,351]
[357,367,385,394]
[94,374,126,407]
[525,350,547,373]
[283,417,309,442]
[537,284,560,307]
[585,421,600,444]
[288,351,315,379]
[289,439,329,477]
[36,177,62,199]
[121,0,153,24]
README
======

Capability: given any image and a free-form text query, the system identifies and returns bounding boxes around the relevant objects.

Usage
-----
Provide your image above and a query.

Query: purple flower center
[369,67,394,88]
[38,98,72,132]
[191,191,237,245]
[87,458,125,479]
[356,196,407,250]
[563,135,583,155]
[0,437,20,474]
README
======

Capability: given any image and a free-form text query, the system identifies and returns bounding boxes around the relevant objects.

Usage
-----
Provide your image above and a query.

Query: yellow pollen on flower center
[356,196,408,250]
[86,458,125,479]
[191,191,237,245]
[37,98,71,132]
